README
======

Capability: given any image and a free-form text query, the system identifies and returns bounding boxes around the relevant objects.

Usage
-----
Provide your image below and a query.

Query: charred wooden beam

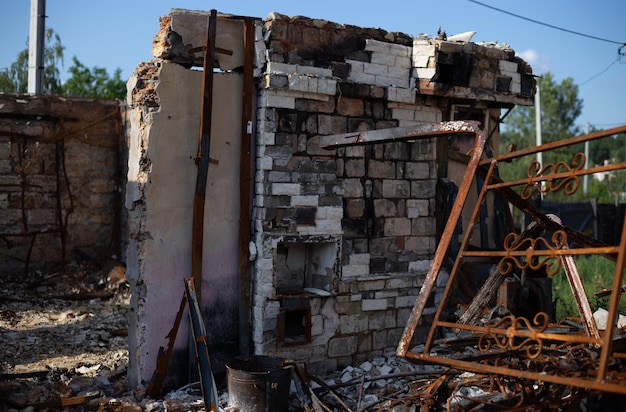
[320,120,481,149]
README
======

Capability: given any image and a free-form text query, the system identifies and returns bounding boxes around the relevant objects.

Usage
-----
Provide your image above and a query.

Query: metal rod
[192,9,218,296]
[481,124,626,166]
[424,159,498,351]
[405,352,626,395]
[597,209,626,382]
[185,278,218,411]
[147,293,187,399]
[237,17,255,356]
[397,126,487,356]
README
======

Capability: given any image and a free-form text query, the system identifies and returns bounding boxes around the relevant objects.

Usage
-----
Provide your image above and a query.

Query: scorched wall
[0,94,124,275]
[127,8,534,385]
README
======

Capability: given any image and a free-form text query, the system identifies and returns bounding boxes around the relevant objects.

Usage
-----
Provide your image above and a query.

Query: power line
[580,57,621,86]
[468,0,626,46]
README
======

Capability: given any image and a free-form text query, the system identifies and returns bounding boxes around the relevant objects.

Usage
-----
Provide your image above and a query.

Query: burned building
[124,9,535,386]
[2,7,626,407]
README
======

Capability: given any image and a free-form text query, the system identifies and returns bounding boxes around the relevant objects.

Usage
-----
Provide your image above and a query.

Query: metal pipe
[237,17,255,356]
[185,278,218,411]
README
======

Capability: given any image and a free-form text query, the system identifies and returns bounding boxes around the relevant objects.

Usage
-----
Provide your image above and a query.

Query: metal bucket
[226,356,291,412]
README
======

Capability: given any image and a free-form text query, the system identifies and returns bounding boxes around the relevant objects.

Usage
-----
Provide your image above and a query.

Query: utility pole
[535,82,543,205]
[583,122,590,195]
[535,83,542,167]
[28,0,46,94]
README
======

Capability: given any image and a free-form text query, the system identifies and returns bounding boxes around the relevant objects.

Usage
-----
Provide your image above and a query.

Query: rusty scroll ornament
[520,152,586,200]
[477,312,549,359]
[498,230,567,276]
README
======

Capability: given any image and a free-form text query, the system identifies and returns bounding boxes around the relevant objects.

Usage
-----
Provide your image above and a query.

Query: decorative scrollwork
[498,230,567,276]
[521,152,586,200]
[478,312,549,359]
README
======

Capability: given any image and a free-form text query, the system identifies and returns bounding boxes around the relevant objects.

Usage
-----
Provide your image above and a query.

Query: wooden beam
[319,120,481,149]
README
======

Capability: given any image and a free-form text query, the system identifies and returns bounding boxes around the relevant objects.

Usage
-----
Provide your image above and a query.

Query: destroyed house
[3,7,626,406]
[124,9,536,387]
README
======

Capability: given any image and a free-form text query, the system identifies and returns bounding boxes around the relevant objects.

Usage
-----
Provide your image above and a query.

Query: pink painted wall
[126,61,243,386]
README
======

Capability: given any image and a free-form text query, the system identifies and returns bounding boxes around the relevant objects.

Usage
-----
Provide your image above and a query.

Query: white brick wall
[271,183,300,196]
[258,90,296,109]
[499,60,518,73]
[350,253,370,265]
[361,298,387,311]
[412,67,436,80]
[388,86,416,104]
[291,195,319,207]
[347,43,411,88]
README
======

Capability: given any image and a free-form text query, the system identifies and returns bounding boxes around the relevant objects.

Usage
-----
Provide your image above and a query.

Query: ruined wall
[0,95,123,275]
[132,8,535,383]
[250,13,534,374]
[252,16,439,374]
[125,61,244,386]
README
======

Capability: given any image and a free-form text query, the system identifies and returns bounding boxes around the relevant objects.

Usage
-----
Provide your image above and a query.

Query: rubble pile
[294,349,580,411]
[1,259,623,411]
[301,349,447,411]
[0,257,132,409]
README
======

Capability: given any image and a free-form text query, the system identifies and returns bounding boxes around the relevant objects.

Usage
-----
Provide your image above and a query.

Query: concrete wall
[0,95,123,275]
[126,61,243,386]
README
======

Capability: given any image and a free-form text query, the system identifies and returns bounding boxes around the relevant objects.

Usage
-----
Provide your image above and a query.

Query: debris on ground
[0,257,131,410]
[2,259,624,411]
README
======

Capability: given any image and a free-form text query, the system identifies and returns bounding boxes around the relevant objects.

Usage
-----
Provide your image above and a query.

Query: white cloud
[519,48,550,74]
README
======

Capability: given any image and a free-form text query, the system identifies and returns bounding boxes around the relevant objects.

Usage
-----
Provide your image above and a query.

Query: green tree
[62,56,126,99]
[499,72,584,199]
[0,28,64,94]
[0,28,125,99]
[589,130,626,166]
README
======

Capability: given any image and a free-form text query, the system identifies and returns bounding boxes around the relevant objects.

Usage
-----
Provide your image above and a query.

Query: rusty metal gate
[323,121,626,399]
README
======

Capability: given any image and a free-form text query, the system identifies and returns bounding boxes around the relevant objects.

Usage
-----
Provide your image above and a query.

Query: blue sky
[1,0,624,131]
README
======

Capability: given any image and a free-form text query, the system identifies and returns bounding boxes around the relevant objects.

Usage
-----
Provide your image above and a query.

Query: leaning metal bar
[461,246,620,258]
[405,351,626,395]
[192,9,217,296]
[488,160,626,194]
[479,124,626,166]
[423,159,498,353]
[598,210,626,383]
[477,165,614,256]
[397,126,488,356]
[185,278,219,411]
[549,214,600,340]
[434,319,601,345]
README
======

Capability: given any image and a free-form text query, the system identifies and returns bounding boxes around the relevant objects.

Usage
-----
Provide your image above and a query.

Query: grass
[552,254,626,320]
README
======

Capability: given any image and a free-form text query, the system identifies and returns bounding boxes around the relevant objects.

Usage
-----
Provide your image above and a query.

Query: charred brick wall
[252,14,439,374]
[0,94,124,276]
[250,13,533,374]
[139,9,534,379]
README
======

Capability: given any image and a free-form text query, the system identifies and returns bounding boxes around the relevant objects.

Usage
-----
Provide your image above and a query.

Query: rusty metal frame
[395,124,626,395]
[322,121,626,396]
